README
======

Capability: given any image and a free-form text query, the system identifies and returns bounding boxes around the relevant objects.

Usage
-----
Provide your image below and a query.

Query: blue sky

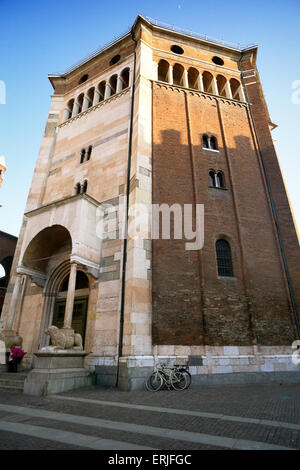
[0,0,299,238]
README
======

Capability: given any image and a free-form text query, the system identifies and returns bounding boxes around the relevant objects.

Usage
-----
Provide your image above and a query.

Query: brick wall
[152,81,298,346]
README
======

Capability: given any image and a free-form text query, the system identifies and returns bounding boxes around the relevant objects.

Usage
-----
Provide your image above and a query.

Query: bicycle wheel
[179,369,191,388]
[171,370,189,391]
[145,371,163,391]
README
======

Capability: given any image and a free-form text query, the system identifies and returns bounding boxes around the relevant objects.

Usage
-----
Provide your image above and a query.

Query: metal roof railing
[50,15,257,77]
[50,28,132,76]
[145,16,257,51]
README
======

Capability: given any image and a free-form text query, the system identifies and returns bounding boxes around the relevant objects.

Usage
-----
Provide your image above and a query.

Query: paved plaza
[0,381,299,451]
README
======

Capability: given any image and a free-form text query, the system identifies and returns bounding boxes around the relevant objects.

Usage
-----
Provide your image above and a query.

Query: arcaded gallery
[1,15,299,393]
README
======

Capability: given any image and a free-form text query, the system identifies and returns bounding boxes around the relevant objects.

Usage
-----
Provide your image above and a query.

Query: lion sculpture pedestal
[24,326,93,396]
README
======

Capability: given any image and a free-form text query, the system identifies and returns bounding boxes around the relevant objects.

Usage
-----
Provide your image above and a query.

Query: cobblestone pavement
[0,382,299,451]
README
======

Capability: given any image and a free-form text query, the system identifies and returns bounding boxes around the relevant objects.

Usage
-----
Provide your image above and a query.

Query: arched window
[209,170,225,189]
[216,171,224,188]
[80,149,86,164]
[120,68,130,89]
[173,63,185,87]
[216,75,227,97]
[109,75,117,96]
[82,180,88,194]
[60,270,89,291]
[230,78,243,101]
[76,93,84,114]
[203,135,218,150]
[158,60,170,83]
[65,99,74,121]
[216,239,233,277]
[209,170,216,187]
[202,71,214,93]
[87,88,95,108]
[75,183,81,195]
[98,81,106,102]
[210,136,218,150]
[202,134,209,149]
[188,67,200,90]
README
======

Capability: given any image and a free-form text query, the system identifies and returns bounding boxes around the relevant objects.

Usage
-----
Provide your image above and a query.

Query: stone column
[212,77,219,95]
[153,62,158,81]
[63,263,77,329]
[72,100,80,117]
[116,75,123,94]
[198,73,204,92]
[63,108,70,122]
[104,83,112,100]
[93,89,100,106]
[239,84,246,102]
[183,69,189,88]
[225,81,233,99]
[168,65,173,85]
[5,275,23,331]
[82,95,91,111]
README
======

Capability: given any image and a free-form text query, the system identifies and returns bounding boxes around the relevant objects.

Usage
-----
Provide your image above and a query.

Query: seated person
[7,345,25,372]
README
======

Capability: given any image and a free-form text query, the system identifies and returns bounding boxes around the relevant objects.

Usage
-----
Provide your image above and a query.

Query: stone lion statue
[44,325,83,351]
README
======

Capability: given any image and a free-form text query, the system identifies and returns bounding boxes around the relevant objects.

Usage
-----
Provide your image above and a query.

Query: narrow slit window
[86,146,92,161]
[75,183,81,195]
[80,149,86,164]
[82,180,88,193]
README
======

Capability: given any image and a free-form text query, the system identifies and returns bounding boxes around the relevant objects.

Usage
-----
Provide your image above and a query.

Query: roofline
[48,30,132,80]
[0,230,18,241]
[48,14,257,81]
[139,15,257,53]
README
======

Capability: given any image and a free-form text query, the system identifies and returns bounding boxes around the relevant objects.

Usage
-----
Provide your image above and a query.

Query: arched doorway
[52,270,90,343]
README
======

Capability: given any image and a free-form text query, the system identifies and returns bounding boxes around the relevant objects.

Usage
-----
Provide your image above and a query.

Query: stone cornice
[153,80,249,108]
[24,193,101,218]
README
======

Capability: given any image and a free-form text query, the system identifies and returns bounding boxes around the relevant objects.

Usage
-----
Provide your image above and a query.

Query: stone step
[0,378,26,387]
[0,371,30,380]
[0,384,24,392]
[0,370,30,393]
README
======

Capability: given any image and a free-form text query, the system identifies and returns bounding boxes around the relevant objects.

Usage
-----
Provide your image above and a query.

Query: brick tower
[1,15,299,391]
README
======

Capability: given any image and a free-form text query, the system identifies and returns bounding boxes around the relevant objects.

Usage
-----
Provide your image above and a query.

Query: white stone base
[92,345,300,390]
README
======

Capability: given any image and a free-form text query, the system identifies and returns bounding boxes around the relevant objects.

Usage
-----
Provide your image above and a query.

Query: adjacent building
[0,156,6,189]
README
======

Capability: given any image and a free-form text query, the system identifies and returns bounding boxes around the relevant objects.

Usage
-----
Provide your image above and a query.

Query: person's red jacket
[11,347,24,359]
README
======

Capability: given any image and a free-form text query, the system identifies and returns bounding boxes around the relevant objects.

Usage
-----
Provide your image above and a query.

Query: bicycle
[146,362,190,392]
[175,361,191,388]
